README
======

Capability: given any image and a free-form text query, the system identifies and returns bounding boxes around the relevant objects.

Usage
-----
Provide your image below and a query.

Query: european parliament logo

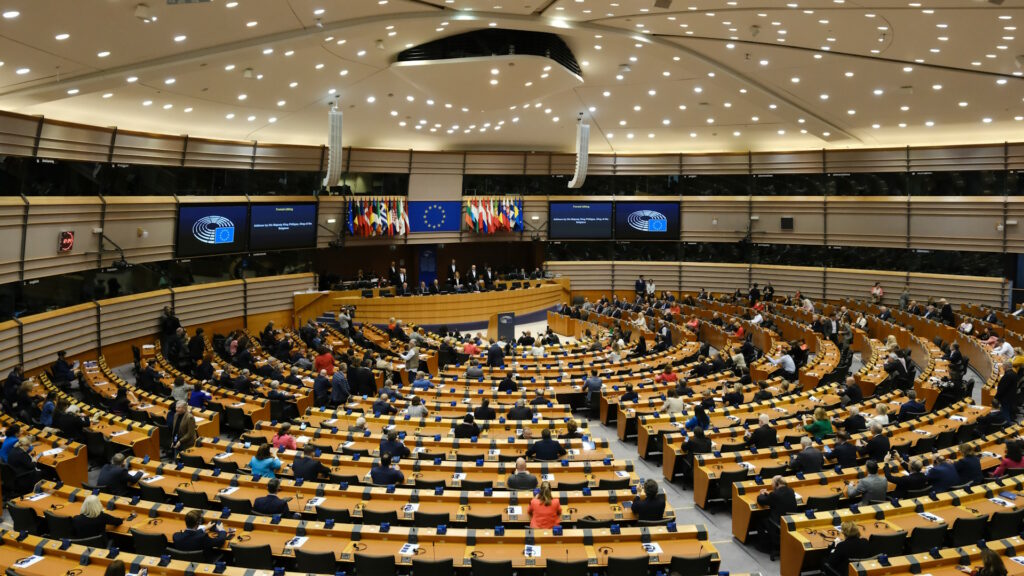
[627,209,668,233]
[193,215,236,245]
[409,201,462,233]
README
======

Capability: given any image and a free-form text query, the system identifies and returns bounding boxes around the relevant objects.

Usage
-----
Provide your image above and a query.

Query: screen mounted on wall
[176,203,249,258]
[547,201,613,240]
[249,203,318,251]
[613,201,680,240]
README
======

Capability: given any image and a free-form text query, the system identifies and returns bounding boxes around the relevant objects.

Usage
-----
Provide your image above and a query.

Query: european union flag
[648,219,667,232]
[408,201,462,233]
[214,227,235,244]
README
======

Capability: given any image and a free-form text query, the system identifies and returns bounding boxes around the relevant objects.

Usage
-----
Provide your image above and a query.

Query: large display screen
[250,203,318,251]
[614,201,680,240]
[548,201,613,239]
[176,204,249,258]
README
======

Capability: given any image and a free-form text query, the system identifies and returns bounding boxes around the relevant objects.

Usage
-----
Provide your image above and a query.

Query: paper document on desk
[541,473,555,481]
[400,543,420,556]
[25,492,49,502]
[403,503,420,513]
[582,441,596,451]
[615,471,630,478]
[142,475,163,483]
[41,448,64,457]
[12,556,44,568]
[1011,557,1024,567]
[285,536,308,549]
[990,497,1014,508]
[738,462,755,471]
[110,431,129,437]
[949,415,967,422]
[218,486,240,496]
[523,545,542,557]
[295,436,311,444]
[641,543,663,554]
[918,512,944,523]
[305,497,325,508]
[507,506,523,515]
[452,473,467,480]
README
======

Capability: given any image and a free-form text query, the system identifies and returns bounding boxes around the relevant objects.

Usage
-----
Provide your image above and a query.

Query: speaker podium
[488,312,516,342]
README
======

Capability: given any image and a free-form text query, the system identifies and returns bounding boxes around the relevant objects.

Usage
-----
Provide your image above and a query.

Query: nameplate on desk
[305,497,325,509]
[403,503,419,518]
[1010,557,1024,567]
[507,506,523,516]
[137,404,154,410]
[231,402,245,407]
[324,419,337,426]
[615,471,629,478]
[738,462,755,471]
[12,555,44,568]
[214,453,231,460]
[949,415,967,422]
[541,474,555,482]
[142,475,163,483]
[343,442,355,448]
[642,542,663,555]
[452,473,466,480]
[285,536,308,549]
[912,430,931,436]
[918,512,944,523]
[41,448,64,457]
[218,487,240,496]
[296,436,311,444]
[524,545,542,559]
[990,497,1014,508]
[25,492,49,502]
[399,543,419,556]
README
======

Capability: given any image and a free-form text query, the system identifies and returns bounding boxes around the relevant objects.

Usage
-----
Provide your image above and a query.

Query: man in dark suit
[454,414,481,439]
[430,279,441,294]
[756,475,798,560]
[840,376,863,406]
[525,429,566,461]
[506,400,534,420]
[447,259,458,284]
[897,390,926,422]
[996,362,1018,418]
[789,437,824,473]
[313,370,331,406]
[746,414,777,449]
[857,424,890,462]
[877,306,892,321]
[52,350,79,388]
[497,371,518,393]
[466,264,479,285]
[828,431,859,469]
[884,457,929,497]
[351,360,376,397]
[487,338,504,368]
[473,399,497,421]
[254,478,293,516]
[388,261,400,286]
[483,266,496,287]
[172,510,228,558]
[634,275,645,297]
[836,406,867,433]
[292,444,330,481]
[96,453,143,496]
[506,458,539,490]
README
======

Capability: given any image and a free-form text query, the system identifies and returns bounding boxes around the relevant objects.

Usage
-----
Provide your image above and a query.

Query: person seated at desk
[249,443,283,479]
[897,390,926,422]
[992,439,1024,477]
[73,494,124,538]
[617,384,639,404]
[834,406,867,434]
[856,423,890,462]
[497,371,518,393]
[506,400,534,420]
[583,369,602,401]
[528,481,562,529]
[371,452,405,485]
[172,509,229,558]
[187,381,212,409]
[52,350,80,388]
[454,414,481,439]
[507,457,538,490]
[474,399,496,421]
[752,381,773,402]
[347,416,367,434]
[684,405,711,431]
[845,460,887,504]
[803,407,833,441]
[840,376,863,407]
[631,479,666,520]
[104,560,126,576]
[790,437,824,473]
[867,404,891,427]
[824,521,868,575]
[6,437,39,493]
[410,371,434,391]
[559,420,581,440]
[530,389,550,406]
[722,384,745,408]
[828,431,859,469]
[925,454,961,492]
[271,422,297,450]
[39,391,56,428]
[380,430,411,459]
[756,475,798,560]
[965,548,1009,576]
[977,399,1010,434]
[464,360,485,380]
[767,351,798,382]
[660,389,685,414]
[884,456,929,497]
[372,393,398,416]
[254,478,293,516]
[406,396,429,418]
[96,453,144,496]
[292,444,330,481]
[0,423,19,463]
[526,428,567,461]
[954,443,983,485]
[746,414,777,449]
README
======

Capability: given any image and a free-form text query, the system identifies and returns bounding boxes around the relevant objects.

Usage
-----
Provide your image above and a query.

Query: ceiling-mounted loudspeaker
[324,103,343,189]
[568,114,589,189]
[654,0,673,8]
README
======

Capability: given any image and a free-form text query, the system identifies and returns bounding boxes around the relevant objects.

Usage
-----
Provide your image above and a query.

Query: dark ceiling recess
[396,29,582,77]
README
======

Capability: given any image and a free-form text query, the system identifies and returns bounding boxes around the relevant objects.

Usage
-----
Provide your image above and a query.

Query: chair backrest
[905,486,933,498]
[669,553,713,576]
[355,553,398,576]
[867,532,907,556]
[316,505,351,522]
[470,558,513,576]
[606,555,650,576]
[717,469,749,499]
[460,479,494,490]
[7,502,41,534]
[412,558,456,576]
[906,525,947,554]
[597,478,630,490]
[130,528,169,556]
[413,511,450,528]
[139,483,167,503]
[467,513,502,529]
[949,515,988,547]
[231,543,275,569]
[220,495,252,514]
[175,488,210,509]
[167,547,205,562]
[988,508,1024,540]
[805,494,841,511]
[545,558,589,576]
[69,534,108,549]
[295,549,338,573]
[361,508,399,525]
[43,510,75,538]
[414,478,446,489]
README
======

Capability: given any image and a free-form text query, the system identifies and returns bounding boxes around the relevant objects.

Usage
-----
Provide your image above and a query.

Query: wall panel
[411,152,464,175]
[751,151,823,175]
[825,148,906,173]
[826,197,907,247]
[36,120,112,163]
[682,153,749,175]
[173,281,245,326]
[907,272,1007,309]
[613,262,680,292]
[317,197,346,248]
[750,197,824,245]
[21,303,97,371]
[1005,198,1024,254]
[545,261,612,291]
[681,262,749,294]
[909,196,1004,252]
[111,131,185,166]
[246,274,316,315]
[0,198,25,285]
[0,111,41,157]
[100,197,177,266]
[98,291,172,347]
[908,145,1006,172]
[752,265,824,300]
[23,197,103,280]
[463,153,522,176]
[184,138,255,170]
[826,268,907,305]
[253,143,323,172]
[0,320,19,373]
[681,196,749,243]
[346,148,411,173]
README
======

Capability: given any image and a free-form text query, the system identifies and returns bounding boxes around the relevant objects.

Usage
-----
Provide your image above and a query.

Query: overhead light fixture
[134,3,157,23]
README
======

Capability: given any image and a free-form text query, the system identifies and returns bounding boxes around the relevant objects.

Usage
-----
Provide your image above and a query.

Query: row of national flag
[464,197,524,234]
[346,197,409,237]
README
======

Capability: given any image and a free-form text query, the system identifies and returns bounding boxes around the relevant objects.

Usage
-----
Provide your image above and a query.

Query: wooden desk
[0,413,87,488]
[299,408,587,438]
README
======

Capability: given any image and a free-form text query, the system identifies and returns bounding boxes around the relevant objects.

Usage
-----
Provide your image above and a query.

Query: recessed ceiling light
[163,104,173,110]
[237,94,247,100]
[845,71,854,77]
[268,117,277,123]
[958,101,968,107]
[751,116,759,121]
[777,129,785,135]
[226,113,235,119]
[142,100,153,106]
[823,131,831,137]
[289,81,298,88]
[902,66,913,72]
[277,100,286,106]
[174,35,187,42]
[791,77,800,83]
[982,117,992,123]
[246,21,258,27]
[126,76,138,83]
[706,118,714,124]
[898,123,906,128]
[900,105,910,111]
[873,89,883,95]
[226,1,238,7]
[14,68,29,75]
[164,78,175,85]
[633,105,642,111]
[66,89,79,95]
[997,79,1008,85]
[490,79,498,85]
[263,48,274,55]
[733,131,741,136]
[820,94,829,100]
[932,84,942,90]
[225,64,235,71]
[247,115,256,122]
[357,50,367,56]
[314,8,325,15]
[925,120,934,127]
[871,123,880,129]
[847,109,856,115]
[2,10,18,18]
[759,59,769,66]
[102,93,113,99]
[694,86,702,93]
[366,96,376,103]
[679,104,687,110]
[97,51,111,58]
[55,33,70,41]
[724,102,732,108]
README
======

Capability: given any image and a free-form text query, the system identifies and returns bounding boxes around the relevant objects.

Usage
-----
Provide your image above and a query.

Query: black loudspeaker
[781,217,794,231]
[572,296,584,306]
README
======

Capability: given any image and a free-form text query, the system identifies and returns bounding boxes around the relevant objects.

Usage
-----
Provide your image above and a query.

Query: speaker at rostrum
[568,117,590,189]
[324,105,344,189]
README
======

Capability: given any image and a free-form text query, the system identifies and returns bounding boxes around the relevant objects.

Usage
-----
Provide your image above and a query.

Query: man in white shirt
[750,312,763,325]
[769,352,797,381]
[992,338,1015,359]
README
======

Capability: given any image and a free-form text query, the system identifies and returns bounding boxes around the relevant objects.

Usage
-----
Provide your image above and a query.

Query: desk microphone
[432,541,436,562]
